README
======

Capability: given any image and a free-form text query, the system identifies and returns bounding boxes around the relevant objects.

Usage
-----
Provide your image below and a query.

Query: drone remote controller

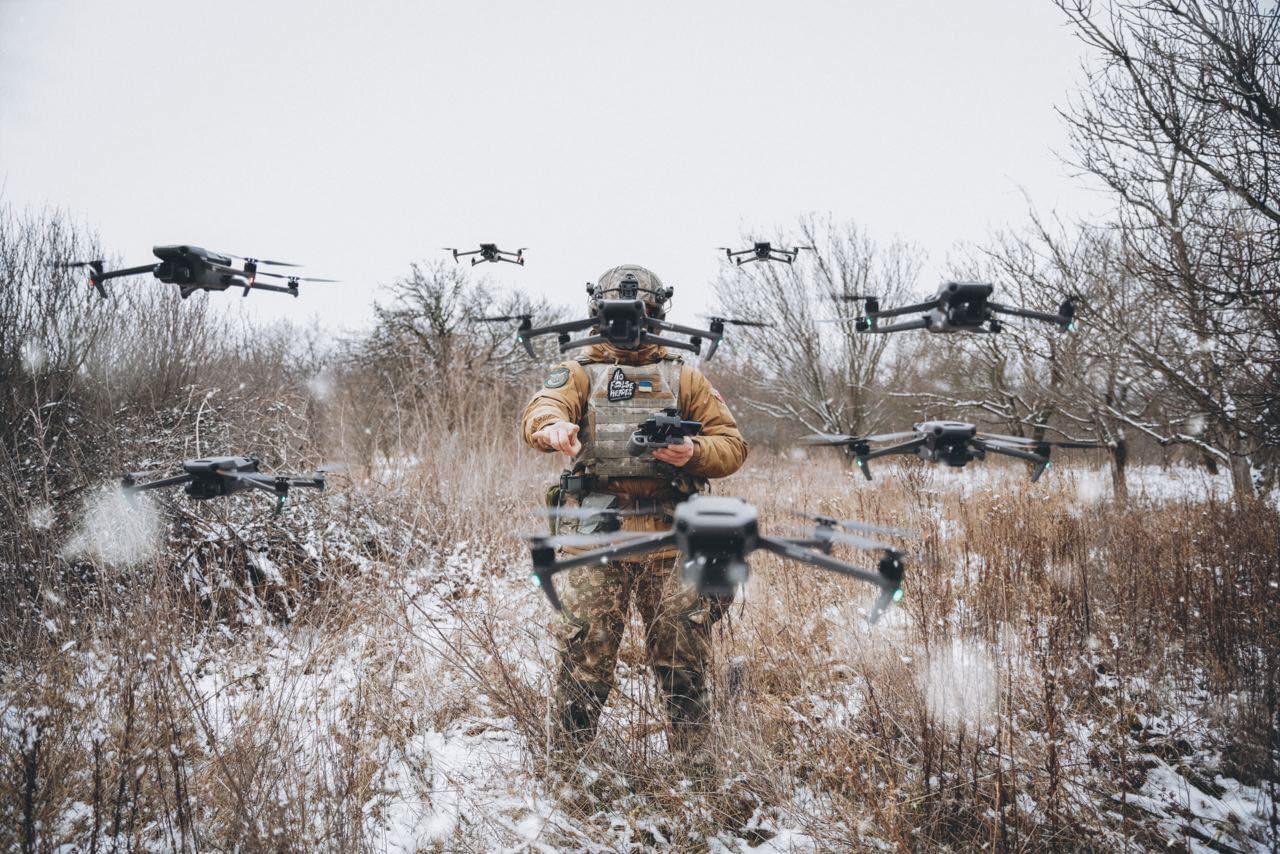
[629,408,702,456]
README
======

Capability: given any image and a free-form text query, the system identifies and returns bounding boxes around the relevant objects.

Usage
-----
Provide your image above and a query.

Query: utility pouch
[577,493,620,534]
[545,483,564,535]
[559,470,597,498]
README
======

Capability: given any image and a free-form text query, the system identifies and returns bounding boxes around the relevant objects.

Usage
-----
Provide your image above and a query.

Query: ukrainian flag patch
[637,380,654,392]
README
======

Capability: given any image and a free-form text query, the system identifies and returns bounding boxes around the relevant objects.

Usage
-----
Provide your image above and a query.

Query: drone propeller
[474,314,533,323]
[979,432,1039,446]
[542,507,647,521]
[252,271,339,283]
[790,511,914,539]
[526,531,651,550]
[220,251,301,268]
[814,528,902,553]
[697,314,774,328]
[799,431,917,446]
[54,260,108,297]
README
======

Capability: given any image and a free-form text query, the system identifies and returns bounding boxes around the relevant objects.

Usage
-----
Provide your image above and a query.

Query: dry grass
[3,440,1276,852]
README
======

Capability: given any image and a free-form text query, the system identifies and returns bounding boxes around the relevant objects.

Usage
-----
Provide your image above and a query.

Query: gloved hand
[532,420,582,457]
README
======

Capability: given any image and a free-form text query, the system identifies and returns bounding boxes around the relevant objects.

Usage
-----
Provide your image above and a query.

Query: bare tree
[340,260,561,462]
[1056,0,1280,496]
[712,215,920,437]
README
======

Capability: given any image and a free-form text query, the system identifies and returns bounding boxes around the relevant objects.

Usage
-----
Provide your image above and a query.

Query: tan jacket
[521,343,748,500]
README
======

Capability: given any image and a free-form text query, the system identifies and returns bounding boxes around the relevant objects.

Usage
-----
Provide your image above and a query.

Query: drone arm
[525,317,597,338]
[866,299,938,320]
[863,437,927,461]
[99,263,161,281]
[531,532,678,610]
[863,317,931,334]
[282,475,325,490]
[244,283,299,296]
[123,473,193,493]
[771,535,834,553]
[222,471,284,494]
[988,302,1072,328]
[760,538,905,623]
[977,440,1052,481]
[551,532,678,574]
[975,439,1047,465]
[851,436,927,480]
[637,332,702,354]
[758,537,888,589]
[649,319,714,339]
[558,333,608,352]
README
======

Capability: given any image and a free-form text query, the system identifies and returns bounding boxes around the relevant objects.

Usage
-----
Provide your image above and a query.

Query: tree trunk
[1109,437,1129,502]
[1228,454,1256,502]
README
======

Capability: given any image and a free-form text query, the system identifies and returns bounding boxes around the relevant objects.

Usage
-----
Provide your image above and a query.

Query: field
[4,426,1276,851]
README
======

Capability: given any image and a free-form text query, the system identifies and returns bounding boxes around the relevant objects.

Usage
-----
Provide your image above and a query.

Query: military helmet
[590,264,673,318]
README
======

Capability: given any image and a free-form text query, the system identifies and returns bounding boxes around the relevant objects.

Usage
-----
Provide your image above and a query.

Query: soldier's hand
[652,436,695,467]
[533,420,582,457]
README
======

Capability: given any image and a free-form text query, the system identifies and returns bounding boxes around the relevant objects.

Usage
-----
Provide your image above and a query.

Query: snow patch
[60,487,162,566]
[921,639,997,730]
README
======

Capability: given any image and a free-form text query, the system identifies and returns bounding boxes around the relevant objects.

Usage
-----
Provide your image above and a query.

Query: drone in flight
[718,242,813,266]
[477,275,769,360]
[834,281,1076,335]
[121,456,327,515]
[528,495,910,622]
[801,421,1104,482]
[444,244,526,266]
[55,245,336,299]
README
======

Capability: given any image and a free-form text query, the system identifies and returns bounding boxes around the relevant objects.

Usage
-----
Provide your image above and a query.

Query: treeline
[713,0,1280,500]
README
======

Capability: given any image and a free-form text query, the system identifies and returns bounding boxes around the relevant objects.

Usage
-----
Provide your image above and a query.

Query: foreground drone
[802,421,1104,482]
[477,275,769,360]
[718,242,813,266]
[121,456,326,515]
[528,495,909,622]
[55,245,335,300]
[444,244,526,266]
[835,281,1076,335]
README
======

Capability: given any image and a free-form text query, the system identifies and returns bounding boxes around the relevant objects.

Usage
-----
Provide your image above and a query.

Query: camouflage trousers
[551,554,722,752]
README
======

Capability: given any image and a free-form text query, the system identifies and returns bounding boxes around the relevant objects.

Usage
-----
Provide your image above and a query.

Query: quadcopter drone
[55,245,336,299]
[121,456,326,515]
[527,495,909,622]
[477,274,770,360]
[834,281,1076,334]
[444,244,526,266]
[801,421,1104,482]
[718,242,813,266]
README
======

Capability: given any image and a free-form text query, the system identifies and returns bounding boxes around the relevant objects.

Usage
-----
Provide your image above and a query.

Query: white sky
[0,0,1104,334]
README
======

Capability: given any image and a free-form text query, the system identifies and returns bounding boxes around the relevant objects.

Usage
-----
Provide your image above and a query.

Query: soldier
[521,264,748,756]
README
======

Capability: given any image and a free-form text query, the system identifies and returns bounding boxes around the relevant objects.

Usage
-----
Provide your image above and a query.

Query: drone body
[802,420,1104,482]
[122,456,325,514]
[529,495,907,620]
[445,244,526,266]
[719,242,812,266]
[840,281,1076,334]
[56,245,334,299]
[478,299,749,361]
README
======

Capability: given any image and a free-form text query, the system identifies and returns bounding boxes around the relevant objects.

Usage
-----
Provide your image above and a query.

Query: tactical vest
[574,357,682,479]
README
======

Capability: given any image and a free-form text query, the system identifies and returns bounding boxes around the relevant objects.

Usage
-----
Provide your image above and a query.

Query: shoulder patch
[543,367,571,389]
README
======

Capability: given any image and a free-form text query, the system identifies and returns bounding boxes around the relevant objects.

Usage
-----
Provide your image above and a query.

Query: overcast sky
[1,0,1104,333]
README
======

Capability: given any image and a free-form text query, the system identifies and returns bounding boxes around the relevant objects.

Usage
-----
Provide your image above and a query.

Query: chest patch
[606,367,636,402]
